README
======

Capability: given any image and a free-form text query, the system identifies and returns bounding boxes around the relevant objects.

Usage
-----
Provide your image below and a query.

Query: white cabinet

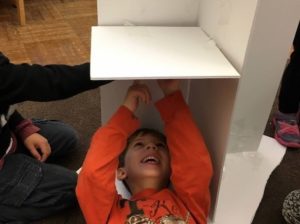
[91,0,300,221]
[92,25,240,219]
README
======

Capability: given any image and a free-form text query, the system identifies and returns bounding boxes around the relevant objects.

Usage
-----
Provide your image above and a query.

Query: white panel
[212,136,286,224]
[91,26,240,80]
[97,0,200,26]
[188,79,238,218]
[198,0,258,71]
[227,0,300,153]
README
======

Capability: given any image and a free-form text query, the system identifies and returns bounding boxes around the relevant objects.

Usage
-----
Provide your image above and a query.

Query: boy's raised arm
[76,81,150,223]
[76,106,138,223]
[155,80,213,223]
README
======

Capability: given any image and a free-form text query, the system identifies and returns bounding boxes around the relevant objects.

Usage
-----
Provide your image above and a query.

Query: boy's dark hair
[118,128,167,168]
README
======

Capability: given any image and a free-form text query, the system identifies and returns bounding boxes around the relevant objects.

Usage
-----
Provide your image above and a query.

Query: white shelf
[90,26,240,80]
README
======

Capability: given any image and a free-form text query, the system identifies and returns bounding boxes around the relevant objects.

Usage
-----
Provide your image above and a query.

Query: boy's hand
[24,133,52,162]
[123,81,151,112]
[157,79,180,96]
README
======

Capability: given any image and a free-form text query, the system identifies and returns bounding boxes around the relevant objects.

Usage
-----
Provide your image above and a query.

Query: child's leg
[0,154,77,223]
[278,55,300,114]
[278,22,300,114]
[17,119,79,159]
[274,22,300,148]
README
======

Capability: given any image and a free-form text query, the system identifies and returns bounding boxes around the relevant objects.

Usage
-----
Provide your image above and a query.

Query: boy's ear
[117,167,127,180]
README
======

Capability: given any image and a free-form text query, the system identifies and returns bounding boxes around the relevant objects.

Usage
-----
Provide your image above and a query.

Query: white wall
[98,0,200,26]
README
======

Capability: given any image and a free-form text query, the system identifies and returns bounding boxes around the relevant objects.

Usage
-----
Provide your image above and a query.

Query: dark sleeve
[7,110,28,131]
[292,22,299,51]
[0,52,112,105]
[7,110,40,141]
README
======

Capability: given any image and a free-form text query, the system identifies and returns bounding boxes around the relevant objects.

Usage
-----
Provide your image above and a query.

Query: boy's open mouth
[141,156,160,164]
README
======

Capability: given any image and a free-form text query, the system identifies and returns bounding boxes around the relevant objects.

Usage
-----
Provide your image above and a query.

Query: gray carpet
[252,96,300,224]
[252,149,300,224]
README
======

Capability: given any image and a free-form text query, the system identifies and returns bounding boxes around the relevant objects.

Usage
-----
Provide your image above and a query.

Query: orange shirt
[76,91,213,224]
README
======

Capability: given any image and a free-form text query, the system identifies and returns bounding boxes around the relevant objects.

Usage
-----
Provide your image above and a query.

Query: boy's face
[117,133,171,188]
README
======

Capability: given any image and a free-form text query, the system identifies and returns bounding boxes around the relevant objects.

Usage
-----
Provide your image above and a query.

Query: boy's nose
[146,144,158,150]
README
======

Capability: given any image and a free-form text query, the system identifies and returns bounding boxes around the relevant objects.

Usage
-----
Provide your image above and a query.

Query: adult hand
[24,133,52,162]
[123,81,151,113]
[157,79,180,96]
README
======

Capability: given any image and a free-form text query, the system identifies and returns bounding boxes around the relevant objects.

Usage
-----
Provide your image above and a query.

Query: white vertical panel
[198,0,300,154]
[213,136,286,224]
[97,0,200,26]
[227,0,300,154]
[198,0,257,71]
[188,79,238,218]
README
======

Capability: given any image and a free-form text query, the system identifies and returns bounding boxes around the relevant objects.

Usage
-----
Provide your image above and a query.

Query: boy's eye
[156,143,166,149]
[133,142,144,148]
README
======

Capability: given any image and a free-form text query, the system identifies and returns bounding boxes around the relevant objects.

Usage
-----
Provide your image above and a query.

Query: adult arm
[0,52,112,105]
[76,106,140,223]
[155,91,213,223]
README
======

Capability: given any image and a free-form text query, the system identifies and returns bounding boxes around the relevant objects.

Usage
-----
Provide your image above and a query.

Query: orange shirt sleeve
[155,91,213,223]
[76,106,140,224]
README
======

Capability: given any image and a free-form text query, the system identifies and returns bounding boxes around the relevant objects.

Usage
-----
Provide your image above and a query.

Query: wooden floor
[0,0,96,65]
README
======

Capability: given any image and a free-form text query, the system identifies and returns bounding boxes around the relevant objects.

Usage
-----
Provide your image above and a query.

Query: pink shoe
[273,112,300,148]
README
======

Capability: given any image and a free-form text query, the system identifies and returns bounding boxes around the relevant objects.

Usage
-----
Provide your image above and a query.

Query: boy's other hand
[24,133,52,162]
[123,81,151,112]
[157,79,180,96]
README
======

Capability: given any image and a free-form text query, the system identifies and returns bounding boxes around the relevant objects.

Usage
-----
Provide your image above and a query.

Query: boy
[76,80,213,223]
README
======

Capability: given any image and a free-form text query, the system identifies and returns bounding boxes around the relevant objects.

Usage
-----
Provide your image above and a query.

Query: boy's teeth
[142,156,159,163]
